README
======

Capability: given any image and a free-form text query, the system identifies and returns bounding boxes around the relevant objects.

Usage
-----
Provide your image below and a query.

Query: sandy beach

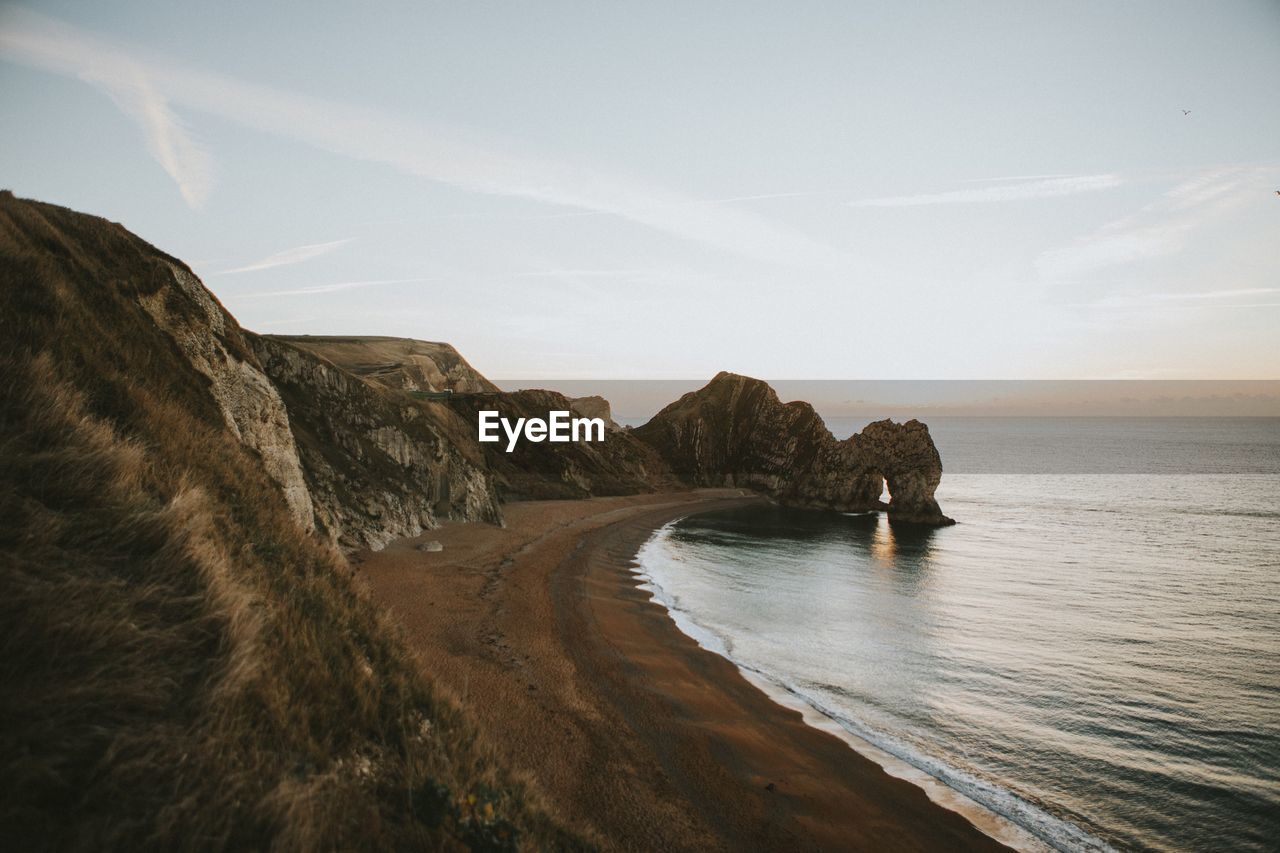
[358,489,1008,851]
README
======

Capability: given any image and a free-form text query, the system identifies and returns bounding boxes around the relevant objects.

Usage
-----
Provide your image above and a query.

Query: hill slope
[0,192,580,849]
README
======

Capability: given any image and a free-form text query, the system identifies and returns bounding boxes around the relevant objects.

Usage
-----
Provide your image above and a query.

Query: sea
[628,418,1280,852]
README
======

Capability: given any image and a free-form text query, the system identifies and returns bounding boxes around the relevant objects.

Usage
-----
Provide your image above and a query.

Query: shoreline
[632,519,1055,852]
[358,490,1010,850]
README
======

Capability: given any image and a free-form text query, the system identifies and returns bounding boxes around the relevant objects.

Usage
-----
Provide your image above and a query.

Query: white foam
[631,523,1115,853]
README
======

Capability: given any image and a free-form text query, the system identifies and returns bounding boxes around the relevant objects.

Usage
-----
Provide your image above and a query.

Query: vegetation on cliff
[266,335,499,394]
[0,193,583,850]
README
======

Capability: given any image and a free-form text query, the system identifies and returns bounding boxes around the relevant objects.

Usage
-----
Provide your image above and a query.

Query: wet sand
[358,490,1008,851]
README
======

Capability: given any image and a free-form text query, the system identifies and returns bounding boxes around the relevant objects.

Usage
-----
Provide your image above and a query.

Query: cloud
[0,11,213,208]
[253,316,320,328]
[214,238,353,275]
[0,8,849,270]
[846,174,1123,208]
[531,188,848,221]
[514,268,654,278]
[236,276,429,298]
[956,173,1077,183]
[88,68,213,209]
[701,189,847,205]
[1036,168,1266,280]
[1082,287,1280,309]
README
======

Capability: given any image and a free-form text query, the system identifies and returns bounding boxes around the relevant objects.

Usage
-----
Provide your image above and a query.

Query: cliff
[633,372,954,525]
[249,336,650,521]
[0,192,576,848]
[249,335,502,550]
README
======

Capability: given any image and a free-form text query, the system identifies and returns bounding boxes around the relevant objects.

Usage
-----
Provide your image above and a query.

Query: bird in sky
[1182,109,1192,115]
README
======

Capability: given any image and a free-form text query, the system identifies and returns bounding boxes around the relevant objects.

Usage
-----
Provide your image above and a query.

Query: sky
[1,0,1278,380]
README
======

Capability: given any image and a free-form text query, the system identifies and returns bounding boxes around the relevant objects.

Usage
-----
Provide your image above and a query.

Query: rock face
[633,372,954,525]
[250,336,502,550]
[0,193,505,552]
[267,335,499,394]
[137,263,316,532]
[849,419,950,525]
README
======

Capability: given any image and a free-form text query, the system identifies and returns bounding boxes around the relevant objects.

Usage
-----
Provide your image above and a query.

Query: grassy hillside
[0,192,583,850]
[268,335,500,394]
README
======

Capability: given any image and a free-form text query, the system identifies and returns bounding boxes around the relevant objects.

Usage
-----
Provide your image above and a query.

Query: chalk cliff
[136,262,318,531]
[0,194,504,552]
[632,372,954,525]
[249,336,502,550]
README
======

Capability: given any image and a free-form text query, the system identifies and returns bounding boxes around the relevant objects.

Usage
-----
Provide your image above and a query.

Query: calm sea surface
[633,418,1280,851]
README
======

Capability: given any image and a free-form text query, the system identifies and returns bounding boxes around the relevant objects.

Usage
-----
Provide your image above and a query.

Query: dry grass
[0,192,586,850]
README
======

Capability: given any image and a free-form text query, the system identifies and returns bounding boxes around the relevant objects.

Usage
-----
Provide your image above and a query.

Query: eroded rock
[848,419,952,525]
[138,263,316,532]
[250,335,503,550]
[633,372,954,525]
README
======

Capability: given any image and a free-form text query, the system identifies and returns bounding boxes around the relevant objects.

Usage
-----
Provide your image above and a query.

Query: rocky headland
[634,371,954,525]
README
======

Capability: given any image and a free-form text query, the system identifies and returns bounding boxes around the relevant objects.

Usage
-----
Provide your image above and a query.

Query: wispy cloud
[236,276,428,298]
[0,8,848,270]
[531,188,848,221]
[846,174,1123,208]
[956,173,1078,183]
[514,268,657,278]
[254,316,320,328]
[214,238,353,275]
[701,189,848,205]
[0,12,213,208]
[1036,167,1267,280]
[1081,287,1280,309]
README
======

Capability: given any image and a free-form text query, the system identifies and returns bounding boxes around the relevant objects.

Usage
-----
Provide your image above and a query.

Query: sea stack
[848,419,953,526]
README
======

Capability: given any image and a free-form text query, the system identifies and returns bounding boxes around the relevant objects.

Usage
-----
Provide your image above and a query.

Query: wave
[633,523,1116,853]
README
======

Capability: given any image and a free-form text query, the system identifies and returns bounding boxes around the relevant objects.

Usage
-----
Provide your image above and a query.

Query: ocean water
[633,418,1280,851]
